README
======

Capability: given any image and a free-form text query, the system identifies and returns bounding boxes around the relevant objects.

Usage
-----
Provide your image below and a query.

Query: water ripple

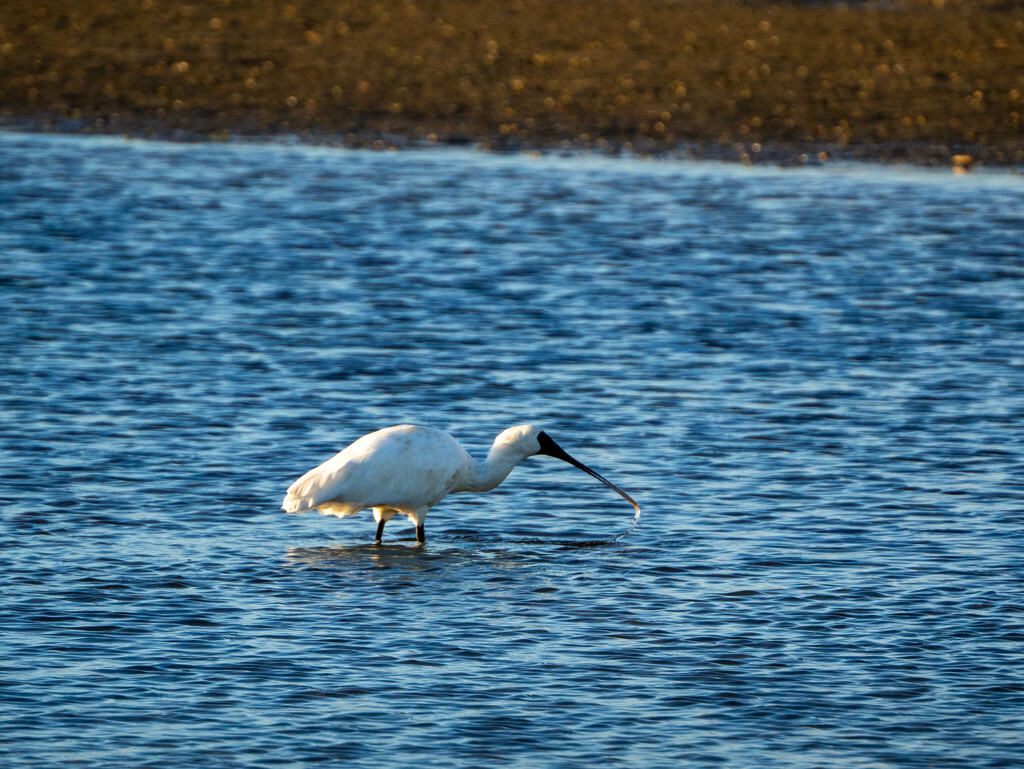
[1,133,1023,768]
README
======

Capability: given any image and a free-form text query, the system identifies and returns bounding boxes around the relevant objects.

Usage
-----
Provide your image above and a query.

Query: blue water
[2,132,1023,768]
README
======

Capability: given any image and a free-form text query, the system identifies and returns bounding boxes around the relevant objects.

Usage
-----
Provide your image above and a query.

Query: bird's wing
[360,428,471,509]
[281,451,362,514]
[282,427,406,513]
[281,425,471,514]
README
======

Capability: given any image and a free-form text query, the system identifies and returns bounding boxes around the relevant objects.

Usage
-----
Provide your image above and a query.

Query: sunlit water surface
[2,133,1023,768]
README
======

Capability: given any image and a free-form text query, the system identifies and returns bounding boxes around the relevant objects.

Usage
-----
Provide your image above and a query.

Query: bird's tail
[281,458,359,515]
[281,474,317,513]
[281,493,310,513]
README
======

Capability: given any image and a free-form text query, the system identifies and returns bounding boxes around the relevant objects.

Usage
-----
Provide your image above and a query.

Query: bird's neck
[458,444,523,493]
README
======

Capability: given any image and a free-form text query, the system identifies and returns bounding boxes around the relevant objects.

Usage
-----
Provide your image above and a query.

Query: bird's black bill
[536,431,640,512]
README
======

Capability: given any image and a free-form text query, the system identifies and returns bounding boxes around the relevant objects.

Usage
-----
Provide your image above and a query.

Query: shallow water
[2,133,1023,768]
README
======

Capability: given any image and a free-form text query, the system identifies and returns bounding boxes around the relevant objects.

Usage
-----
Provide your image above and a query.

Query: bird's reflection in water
[287,542,442,571]
[286,531,622,574]
[285,534,543,573]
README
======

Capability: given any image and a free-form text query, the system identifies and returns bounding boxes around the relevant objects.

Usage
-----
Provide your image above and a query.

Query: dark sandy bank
[2,0,1022,166]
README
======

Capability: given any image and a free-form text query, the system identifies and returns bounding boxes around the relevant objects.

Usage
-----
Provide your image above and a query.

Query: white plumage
[282,424,638,543]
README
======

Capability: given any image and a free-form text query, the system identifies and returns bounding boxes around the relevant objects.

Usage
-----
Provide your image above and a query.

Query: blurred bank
[1,0,1022,165]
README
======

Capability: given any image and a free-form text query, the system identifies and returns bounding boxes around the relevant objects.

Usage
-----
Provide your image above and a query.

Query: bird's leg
[372,507,395,544]
[407,507,429,544]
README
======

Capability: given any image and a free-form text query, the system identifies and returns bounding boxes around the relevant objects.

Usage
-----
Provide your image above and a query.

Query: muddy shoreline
[3,112,1005,170]
[2,0,1022,167]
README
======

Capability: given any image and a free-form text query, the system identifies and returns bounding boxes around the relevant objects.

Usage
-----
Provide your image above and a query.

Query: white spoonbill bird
[281,424,639,543]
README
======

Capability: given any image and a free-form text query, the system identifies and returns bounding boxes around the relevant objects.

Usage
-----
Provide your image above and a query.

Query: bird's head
[493,424,544,458]
[494,424,640,512]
